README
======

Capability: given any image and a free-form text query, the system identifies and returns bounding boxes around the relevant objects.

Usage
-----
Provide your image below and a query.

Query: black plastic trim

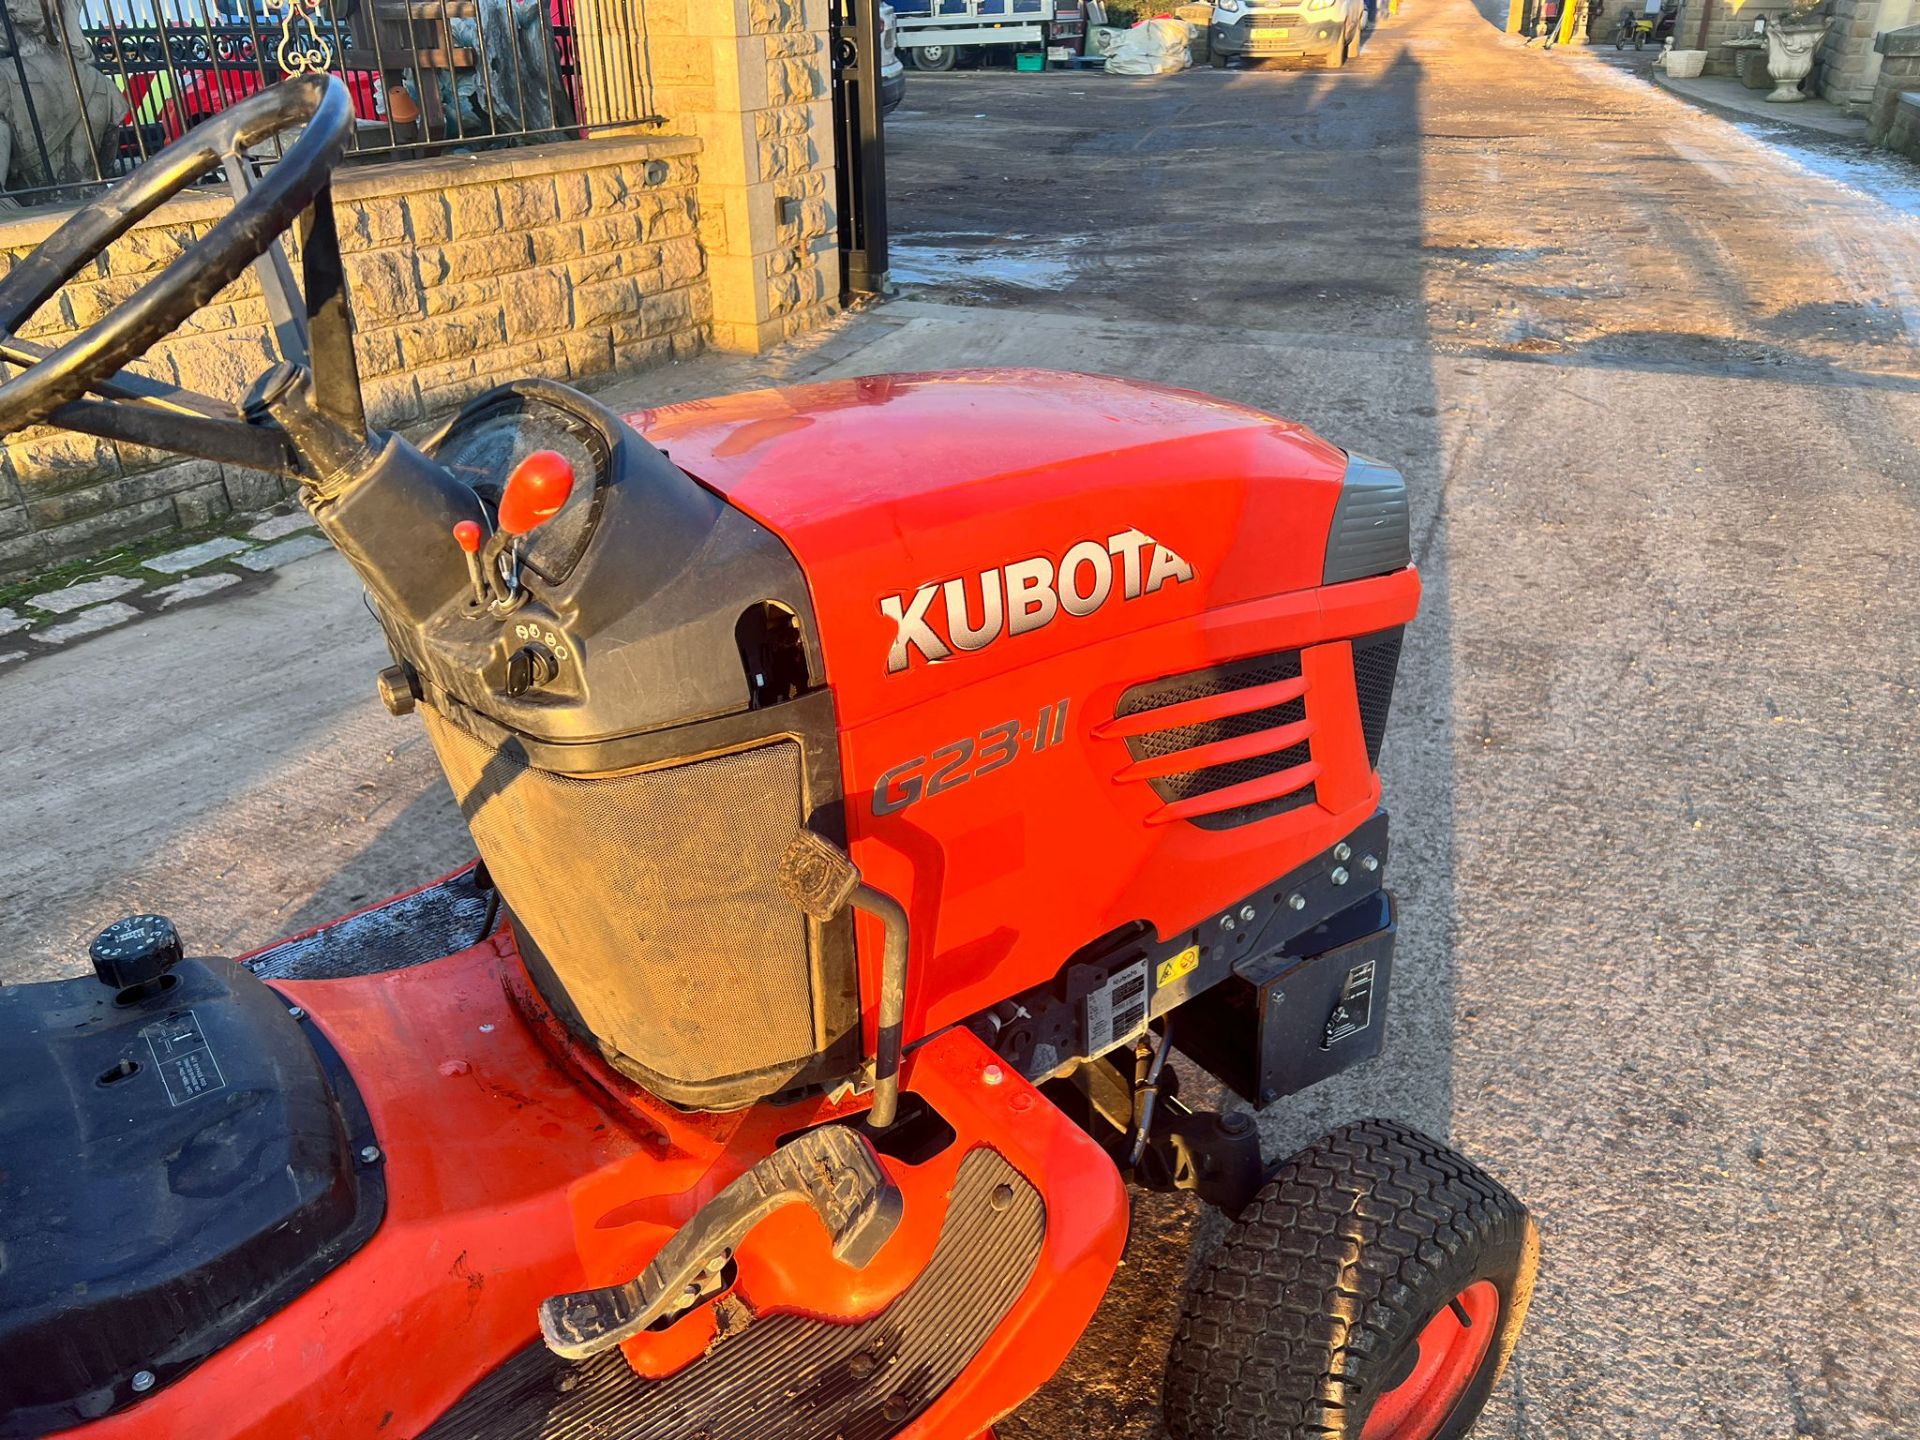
[976,812,1391,1083]
[0,981,384,1437]
[427,688,863,1112]
[1323,453,1412,585]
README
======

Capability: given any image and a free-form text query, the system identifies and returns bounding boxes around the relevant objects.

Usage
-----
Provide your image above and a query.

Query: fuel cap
[90,914,183,990]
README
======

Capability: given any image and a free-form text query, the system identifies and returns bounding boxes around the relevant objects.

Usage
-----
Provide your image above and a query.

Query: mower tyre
[1162,1119,1537,1440]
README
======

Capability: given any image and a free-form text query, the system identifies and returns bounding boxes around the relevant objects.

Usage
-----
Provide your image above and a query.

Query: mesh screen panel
[1117,651,1317,830]
[1351,629,1404,767]
[423,711,815,1088]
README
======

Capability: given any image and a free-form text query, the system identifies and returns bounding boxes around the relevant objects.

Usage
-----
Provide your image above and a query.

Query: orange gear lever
[497,451,575,536]
[452,519,487,604]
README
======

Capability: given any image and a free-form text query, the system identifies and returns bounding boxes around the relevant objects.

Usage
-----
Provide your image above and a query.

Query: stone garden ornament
[0,0,122,202]
[1765,5,1832,101]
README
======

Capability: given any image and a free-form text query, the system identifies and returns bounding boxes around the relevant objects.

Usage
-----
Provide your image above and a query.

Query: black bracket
[537,1124,904,1361]
[1137,1109,1267,1217]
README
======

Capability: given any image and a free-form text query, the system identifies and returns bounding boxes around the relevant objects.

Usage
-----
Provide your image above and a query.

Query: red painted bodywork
[52,369,1413,1438]
[638,370,1420,1049]
[59,927,1127,1440]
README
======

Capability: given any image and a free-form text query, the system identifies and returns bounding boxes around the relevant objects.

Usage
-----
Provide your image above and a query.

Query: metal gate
[828,0,888,299]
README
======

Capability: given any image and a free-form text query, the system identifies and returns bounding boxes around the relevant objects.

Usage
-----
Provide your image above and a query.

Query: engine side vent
[1108,650,1319,831]
[1352,628,1404,768]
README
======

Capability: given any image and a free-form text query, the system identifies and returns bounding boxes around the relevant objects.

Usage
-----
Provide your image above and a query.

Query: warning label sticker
[142,1009,227,1106]
[1156,945,1201,991]
[1322,960,1378,1049]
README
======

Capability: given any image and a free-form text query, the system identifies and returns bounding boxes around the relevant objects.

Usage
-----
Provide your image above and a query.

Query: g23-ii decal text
[872,700,1070,816]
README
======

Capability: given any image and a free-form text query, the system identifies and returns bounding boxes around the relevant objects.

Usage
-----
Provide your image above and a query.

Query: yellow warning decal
[1156,945,1201,990]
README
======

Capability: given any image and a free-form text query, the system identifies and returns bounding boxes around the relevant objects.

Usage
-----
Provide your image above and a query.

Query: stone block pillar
[1816,0,1893,110]
[1865,22,1920,141]
[645,0,839,353]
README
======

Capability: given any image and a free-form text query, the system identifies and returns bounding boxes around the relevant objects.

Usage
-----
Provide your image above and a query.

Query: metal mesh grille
[1117,651,1317,831]
[1351,629,1404,768]
[423,711,815,1090]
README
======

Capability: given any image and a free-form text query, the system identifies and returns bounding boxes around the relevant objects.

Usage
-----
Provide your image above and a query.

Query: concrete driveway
[4,0,1919,1435]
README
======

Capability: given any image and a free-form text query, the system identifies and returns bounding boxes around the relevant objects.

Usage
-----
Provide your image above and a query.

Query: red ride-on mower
[0,79,1537,1440]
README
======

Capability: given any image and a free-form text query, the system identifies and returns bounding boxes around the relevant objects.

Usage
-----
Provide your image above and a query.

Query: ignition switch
[505,644,560,697]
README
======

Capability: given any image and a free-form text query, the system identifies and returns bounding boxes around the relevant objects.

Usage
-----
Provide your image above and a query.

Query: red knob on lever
[497,451,576,536]
[452,518,489,604]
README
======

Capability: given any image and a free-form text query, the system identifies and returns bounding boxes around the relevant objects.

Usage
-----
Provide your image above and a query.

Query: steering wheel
[0,75,354,470]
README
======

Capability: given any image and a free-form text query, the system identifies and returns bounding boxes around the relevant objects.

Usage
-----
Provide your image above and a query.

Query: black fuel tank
[0,957,383,1435]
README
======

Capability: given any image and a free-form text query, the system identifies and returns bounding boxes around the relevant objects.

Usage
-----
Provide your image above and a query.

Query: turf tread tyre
[1163,1118,1536,1440]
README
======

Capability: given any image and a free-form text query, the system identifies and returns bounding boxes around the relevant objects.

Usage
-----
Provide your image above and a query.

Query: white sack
[1104,18,1195,75]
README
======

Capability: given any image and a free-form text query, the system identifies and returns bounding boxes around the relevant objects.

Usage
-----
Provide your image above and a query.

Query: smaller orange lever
[453,518,489,603]
[497,451,575,536]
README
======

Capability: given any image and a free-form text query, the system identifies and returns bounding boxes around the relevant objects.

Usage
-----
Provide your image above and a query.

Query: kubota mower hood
[635,369,1356,727]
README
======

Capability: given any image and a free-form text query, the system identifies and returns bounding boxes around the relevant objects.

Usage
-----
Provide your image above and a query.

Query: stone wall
[1865,21,1920,141]
[647,0,840,353]
[1816,0,1891,108]
[1881,87,1920,147]
[0,133,708,581]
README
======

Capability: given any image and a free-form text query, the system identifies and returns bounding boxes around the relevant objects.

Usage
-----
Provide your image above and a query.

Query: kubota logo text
[881,529,1194,674]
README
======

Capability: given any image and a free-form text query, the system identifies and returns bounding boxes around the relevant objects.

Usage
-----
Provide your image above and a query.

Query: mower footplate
[431,1148,1043,1440]
[538,1124,903,1360]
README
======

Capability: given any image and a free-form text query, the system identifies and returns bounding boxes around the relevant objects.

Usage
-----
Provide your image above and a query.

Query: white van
[1208,0,1366,67]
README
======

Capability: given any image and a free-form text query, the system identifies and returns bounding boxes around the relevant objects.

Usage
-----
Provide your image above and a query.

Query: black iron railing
[0,0,657,205]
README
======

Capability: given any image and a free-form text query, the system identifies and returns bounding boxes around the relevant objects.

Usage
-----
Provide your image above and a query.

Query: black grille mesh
[1116,651,1316,831]
[1351,629,1404,767]
[422,711,815,1093]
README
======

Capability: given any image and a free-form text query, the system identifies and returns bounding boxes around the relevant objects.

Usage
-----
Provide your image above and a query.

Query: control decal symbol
[141,1008,228,1106]
[511,622,570,661]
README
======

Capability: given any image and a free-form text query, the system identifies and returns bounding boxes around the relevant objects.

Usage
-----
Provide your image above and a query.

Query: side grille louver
[1104,650,1320,830]
[1351,628,1404,767]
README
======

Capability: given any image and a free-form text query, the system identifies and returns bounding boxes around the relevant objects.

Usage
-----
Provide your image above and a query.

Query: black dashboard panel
[381,380,828,759]
[431,390,613,587]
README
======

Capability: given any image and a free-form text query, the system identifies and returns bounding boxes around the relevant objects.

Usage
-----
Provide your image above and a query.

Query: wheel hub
[1359,1279,1500,1440]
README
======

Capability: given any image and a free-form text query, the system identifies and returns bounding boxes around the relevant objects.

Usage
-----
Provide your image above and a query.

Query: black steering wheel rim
[0,74,351,436]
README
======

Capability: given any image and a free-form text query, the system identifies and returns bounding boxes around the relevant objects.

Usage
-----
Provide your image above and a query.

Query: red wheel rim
[1359,1280,1501,1440]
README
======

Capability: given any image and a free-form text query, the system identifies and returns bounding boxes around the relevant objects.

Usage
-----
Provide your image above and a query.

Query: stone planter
[1764,19,1830,101]
[1737,49,1774,87]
